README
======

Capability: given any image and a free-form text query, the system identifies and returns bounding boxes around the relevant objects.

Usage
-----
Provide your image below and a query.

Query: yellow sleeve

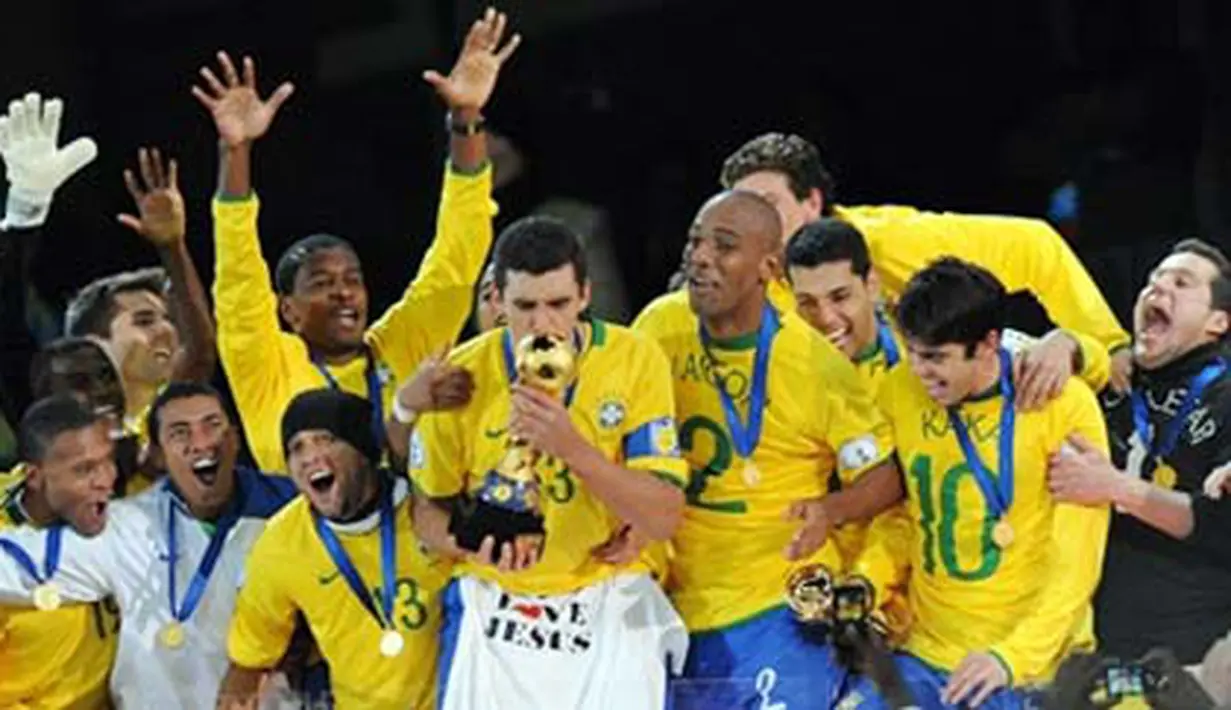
[850,504,912,592]
[811,339,896,485]
[367,165,498,379]
[848,207,1130,354]
[989,384,1111,684]
[619,337,688,488]
[211,195,301,472]
[409,405,469,500]
[227,529,298,670]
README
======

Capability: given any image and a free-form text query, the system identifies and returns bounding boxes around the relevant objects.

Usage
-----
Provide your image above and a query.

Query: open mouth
[826,327,851,350]
[333,307,361,329]
[309,469,337,494]
[1140,304,1171,337]
[192,457,221,486]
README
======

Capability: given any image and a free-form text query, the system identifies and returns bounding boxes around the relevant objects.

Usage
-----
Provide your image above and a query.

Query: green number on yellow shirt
[908,454,1001,582]
[679,415,747,514]
[370,578,428,631]
[541,457,576,503]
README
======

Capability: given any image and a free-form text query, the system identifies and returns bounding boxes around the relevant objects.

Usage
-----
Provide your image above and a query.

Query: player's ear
[577,280,592,314]
[1204,307,1229,340]
[23,463,45,493]
[279,295,303,333]
[865,268,881,301]
[760,251,781,285]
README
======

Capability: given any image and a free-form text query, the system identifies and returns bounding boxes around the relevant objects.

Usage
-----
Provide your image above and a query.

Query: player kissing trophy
[451,332,577,561]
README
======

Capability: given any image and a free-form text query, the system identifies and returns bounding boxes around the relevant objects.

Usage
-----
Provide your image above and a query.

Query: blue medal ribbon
[311,482,397,631]
[501,328,583,408]
[1130,359,1226,477]
[0,523,64,586]
[699,303,780,462]
[313,349,387,454]
[875,312,900,368]
[946,348,1015,520]
[165,490,241,626]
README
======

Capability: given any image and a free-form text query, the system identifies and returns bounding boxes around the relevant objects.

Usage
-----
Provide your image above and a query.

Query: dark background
[4,0,1231,333]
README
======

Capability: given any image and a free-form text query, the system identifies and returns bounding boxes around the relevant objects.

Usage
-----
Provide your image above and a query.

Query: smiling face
[684,193,780,326]
[904,333,1000,407]
[1133,251,1230,369]
[286,429,376,521]
[280,246,369,357]
[154,394,239,517]
[107,289,179,389]
[789,260,880,359]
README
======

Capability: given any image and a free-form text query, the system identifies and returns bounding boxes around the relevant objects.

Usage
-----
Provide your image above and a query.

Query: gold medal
[379,629,404,658]
[32,582,61,611]
[742,460,761,487]
[159,621,186,650]
[992,519,1014,549]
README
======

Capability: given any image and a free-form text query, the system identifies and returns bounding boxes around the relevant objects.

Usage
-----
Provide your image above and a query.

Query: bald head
[694,190,783,254]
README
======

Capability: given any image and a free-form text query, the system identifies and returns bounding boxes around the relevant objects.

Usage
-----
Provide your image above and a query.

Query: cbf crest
[598,399,627,430]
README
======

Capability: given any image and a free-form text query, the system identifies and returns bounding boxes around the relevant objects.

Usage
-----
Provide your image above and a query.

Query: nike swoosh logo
[484,427,507,439]
[319,571,340,585]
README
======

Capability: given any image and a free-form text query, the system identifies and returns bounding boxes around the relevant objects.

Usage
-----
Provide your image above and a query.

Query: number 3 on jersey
[907,454,1001,582]
[679,415,747,514]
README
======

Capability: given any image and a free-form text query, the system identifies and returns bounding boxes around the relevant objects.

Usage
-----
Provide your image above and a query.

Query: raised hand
[0,93,98,228]
[117,147,185,247]
[423,7,522,112]
[192,52,294,148]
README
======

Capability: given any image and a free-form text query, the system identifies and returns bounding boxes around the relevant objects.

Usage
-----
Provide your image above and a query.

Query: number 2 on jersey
[907,454,1001,581]
[679,415,747,513]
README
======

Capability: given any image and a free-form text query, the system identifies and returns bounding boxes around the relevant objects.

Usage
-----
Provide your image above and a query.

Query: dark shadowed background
[4,0,1230,335]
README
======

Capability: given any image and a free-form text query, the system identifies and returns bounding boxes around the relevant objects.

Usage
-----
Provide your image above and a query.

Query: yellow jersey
[0,478,119,709]
[839,205,1129,357]
[833,314,910,626]
[875,361,1111,685]
[213,165,497,474]
[632,291,895,632]
[228,486,450,710]
[410,320,688,596]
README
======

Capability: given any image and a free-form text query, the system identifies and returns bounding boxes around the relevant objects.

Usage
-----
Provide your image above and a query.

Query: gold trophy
[787,564,837,625]
[452,333,577,560]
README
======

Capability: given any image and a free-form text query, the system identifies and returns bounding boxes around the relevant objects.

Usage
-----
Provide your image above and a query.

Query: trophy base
[450,499,546,563]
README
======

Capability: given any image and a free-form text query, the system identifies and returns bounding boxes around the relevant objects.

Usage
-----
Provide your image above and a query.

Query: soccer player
[220,389,452,709]
[0,396,118,709]
[633,190,900,708]
[201,8,514,473]
[861,258,1110,708]
[783,219,1110,568]
[0,383,296,708]
[64,147,217,434]
[1048,239,1231,666]
[705,132,1132,399]
[410,215,689,710]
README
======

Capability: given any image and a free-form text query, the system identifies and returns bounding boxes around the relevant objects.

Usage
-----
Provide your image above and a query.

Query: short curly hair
[719,133,837,214]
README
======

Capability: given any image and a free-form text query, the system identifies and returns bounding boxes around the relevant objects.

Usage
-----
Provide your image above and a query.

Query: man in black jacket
[1049,238,1231,665]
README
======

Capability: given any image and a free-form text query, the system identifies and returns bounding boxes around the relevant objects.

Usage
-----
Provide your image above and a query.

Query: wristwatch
[446,112,486,137]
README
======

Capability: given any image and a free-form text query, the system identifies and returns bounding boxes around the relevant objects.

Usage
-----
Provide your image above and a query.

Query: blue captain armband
[623,416,681,460]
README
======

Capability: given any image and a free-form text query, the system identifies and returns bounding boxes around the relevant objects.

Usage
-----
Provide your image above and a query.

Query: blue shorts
[844,653,1032,710]
[671,605,855,710]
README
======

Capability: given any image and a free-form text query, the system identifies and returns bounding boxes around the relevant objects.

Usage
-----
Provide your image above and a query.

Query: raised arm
[117,147,216,383]
[366,9,518,377]
[194,52,296,470]
[0,93,98,421]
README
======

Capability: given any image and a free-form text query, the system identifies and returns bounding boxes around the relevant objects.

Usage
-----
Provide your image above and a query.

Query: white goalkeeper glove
[0,92,98,229]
